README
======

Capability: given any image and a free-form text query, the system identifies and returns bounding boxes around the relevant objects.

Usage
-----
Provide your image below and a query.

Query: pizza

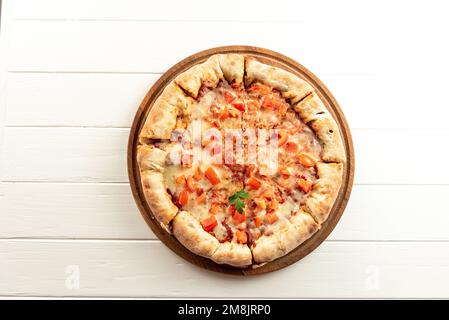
[136,54,345,268]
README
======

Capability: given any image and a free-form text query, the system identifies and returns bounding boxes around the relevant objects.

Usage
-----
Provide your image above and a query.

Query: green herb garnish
[228,189,250,214]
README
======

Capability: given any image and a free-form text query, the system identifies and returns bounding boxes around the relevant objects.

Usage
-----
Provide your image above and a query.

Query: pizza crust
[309,116,345,163]
[305,162,343,224]
[294,92,327,123]
[139,82,192,140]
[172,211,220,258]
[175,54,244,99]
[217,54,245,86]
[137,145,166,172]
[140,170,178,229]
[251,211,319,264]
[211,242,252,267]
[175,55,224,98]
[245,57,313,104]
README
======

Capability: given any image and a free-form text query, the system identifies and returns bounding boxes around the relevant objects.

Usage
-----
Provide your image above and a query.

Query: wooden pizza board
[127,46,355,275]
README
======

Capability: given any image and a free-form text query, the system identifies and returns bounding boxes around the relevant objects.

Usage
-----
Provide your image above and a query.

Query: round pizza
[136,54,345,268]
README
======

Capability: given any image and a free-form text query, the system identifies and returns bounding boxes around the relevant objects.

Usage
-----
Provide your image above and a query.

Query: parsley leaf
[228,189,250,214]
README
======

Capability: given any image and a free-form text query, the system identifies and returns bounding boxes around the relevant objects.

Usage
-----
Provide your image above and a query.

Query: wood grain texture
[1,240,449,298]
[127,46,354,274]
[5,73,449,130]
[1,184,448,241]
[3,128,448,184]
[2,0,449,298]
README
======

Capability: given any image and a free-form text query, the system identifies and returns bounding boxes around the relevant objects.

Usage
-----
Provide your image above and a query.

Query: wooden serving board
[127,46,355,275]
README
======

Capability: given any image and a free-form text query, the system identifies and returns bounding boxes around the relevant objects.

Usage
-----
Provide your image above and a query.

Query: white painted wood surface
[1,0,449,298]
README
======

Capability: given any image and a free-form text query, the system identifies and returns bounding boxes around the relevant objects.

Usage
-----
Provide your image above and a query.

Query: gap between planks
[0,238,448,243]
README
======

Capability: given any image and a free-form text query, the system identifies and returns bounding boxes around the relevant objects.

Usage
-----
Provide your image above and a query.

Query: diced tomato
[248,84,271,95]
[186,176,196,192]
[193,166,203,181]
[265,212,279,224]
[178,189,189,206]
[253,229,261,240]
[268,199,279,210]
[227,107,240,118]
[175,175,186,186]
[277,129,288,146]
[254,216,263,227]
[196,192,207,204]
[235,230,248,244]
[298,153,316,168]
[232,102,245,112]
[279,167,290,178]
[246,99,259,111]
[247,177,262,189]
[209,203,221,214]
[297,178,313,193]
[219,106,229,120]
[205,167,220,185]
[181,154,193,168]
[223,90,236,103]
[232,210,246,224]
[285,141,299,153]
[261,96,276,109]
[201,215,217,232]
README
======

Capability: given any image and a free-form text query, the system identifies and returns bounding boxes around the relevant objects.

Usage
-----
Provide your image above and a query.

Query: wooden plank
[4,72,159,127]
[7,0,383,21]
[2,127,448,184]
[0,183,448,241]
[5,73,449,129]
[10,0,445,24]
[0,183,152,239]
[1,240,449,298]
[2,127,129,182]
[6,20,385,75]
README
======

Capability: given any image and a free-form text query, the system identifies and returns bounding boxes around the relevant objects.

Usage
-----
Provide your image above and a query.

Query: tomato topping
[175,175,186,186]
[279,167,290,178]
[285,141,299,153]
[299,153,316,168]
[186,176,196,192]
[227,107,240,118]
[248,84,271,95]
[196,192,207,204]
[232,210,246,224]
[261,96,276,109]
[297,178,313,193]
[223,90,236,103]
[219,106,229,120]
[232,102,245,112]
[277,129,288,146]
[201,215,217,232]
[181,154,193,168]
[253,229,261,240]
[193,166,203,181]
[205,167,221,185]
[178,189,189,206]
[209,203,221,214]
[247,177,262,189]
[235,230,248,244]
[247,99,259,111]
[265,212,279,224]
[254,216,263,227]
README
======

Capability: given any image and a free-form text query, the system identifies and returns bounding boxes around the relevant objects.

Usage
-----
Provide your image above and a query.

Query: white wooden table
[1,0,449,299]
